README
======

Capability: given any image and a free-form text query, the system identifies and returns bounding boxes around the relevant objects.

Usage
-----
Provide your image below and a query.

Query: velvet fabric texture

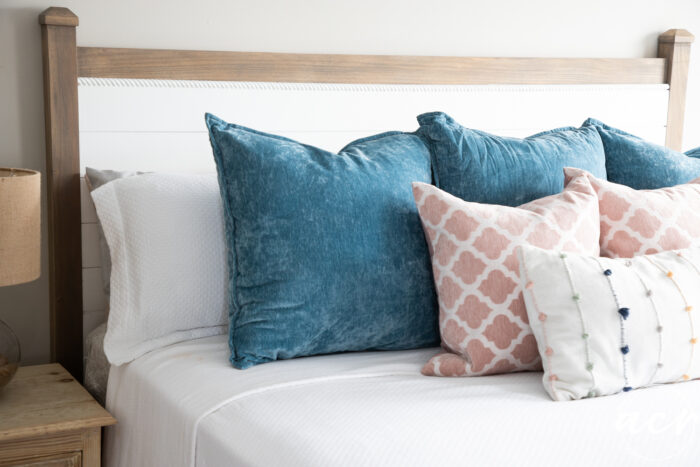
[206,114,439,369]
[583,118,700,189]
[416,112,607,206]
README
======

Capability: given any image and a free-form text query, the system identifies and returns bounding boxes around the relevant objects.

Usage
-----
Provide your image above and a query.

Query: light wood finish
[658,29,695,151]
[0,432,83,467]
[40,7,83,380]
[78,429,99,467]
[38,8,78,28]
[0,364,115,467]
[39,7,693,379]
[0,451,81,467]
[77,47,667,85]
[0,364,115,441]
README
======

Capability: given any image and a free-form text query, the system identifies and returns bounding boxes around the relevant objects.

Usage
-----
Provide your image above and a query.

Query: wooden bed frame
[38,6,694,380]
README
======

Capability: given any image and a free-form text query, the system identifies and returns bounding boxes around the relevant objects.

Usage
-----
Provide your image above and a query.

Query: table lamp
[0,168,41,389]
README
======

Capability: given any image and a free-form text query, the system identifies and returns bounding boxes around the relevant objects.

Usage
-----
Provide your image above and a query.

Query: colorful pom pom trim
[562,253,596,395]
[519,250,558,400]
[595,259,631,392]
[647,257,696,384]
[627,265,664,385]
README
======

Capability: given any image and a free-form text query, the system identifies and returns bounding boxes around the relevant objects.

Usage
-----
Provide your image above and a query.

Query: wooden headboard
[38,6,694,380]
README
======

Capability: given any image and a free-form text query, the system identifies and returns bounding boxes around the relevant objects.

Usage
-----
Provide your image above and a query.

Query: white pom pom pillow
[519,245,700,401]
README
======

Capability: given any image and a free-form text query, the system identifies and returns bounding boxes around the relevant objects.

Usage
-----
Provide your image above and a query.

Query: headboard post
[658,29,695,151]
[39,7,83,380]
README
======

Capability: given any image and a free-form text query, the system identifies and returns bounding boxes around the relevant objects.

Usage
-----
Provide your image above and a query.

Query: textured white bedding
[105,335,700,467]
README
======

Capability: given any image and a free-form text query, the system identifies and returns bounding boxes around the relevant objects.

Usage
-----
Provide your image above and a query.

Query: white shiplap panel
[78,80,669,171]
[80,131,217,173]
[78,80,669,134]
[79,124,668,174]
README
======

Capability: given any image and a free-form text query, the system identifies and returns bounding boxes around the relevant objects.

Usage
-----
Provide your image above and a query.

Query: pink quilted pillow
[564,167,700,258]
[414,175,600,376]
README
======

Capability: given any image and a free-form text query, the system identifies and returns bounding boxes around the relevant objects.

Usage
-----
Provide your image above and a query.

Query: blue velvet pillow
[583,118,700,189]
[206,114,438,369]
[416,112,607,206]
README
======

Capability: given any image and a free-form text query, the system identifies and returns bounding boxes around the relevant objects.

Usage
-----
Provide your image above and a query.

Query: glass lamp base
[0,318,20,390]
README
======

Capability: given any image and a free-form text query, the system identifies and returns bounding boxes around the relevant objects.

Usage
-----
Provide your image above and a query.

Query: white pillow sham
[519,245,700,401]
[91,173,228,365]
[85,167,145,299]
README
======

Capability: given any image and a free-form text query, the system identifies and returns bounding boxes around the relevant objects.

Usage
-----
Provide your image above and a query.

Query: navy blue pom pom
[621,345,630,355]
[618,307,630,319]
[623,386,633,392]
[604,269,613,276]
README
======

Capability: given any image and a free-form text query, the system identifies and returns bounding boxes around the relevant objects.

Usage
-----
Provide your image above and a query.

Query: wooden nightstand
[0,364,116,466]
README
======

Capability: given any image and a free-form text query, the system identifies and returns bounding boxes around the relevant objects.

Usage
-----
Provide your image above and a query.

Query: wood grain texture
[0,364,113,466]
[0,431,83,466]
[80,428,100,467]
[40,8,83,381]
[0,364,115,443]
[77,47,667,85]
[658,29,695,150]
[0,451,81,467]
[39,7,79,27]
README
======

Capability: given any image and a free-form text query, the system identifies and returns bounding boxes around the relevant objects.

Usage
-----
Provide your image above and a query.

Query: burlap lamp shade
[0,168,41,287]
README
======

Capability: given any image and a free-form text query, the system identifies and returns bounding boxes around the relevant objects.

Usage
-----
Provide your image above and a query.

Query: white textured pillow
[92,173,228,365]
[85,167,145,299]
[519,245,700,401]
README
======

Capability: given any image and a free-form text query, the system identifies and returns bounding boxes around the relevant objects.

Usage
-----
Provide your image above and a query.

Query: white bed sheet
[105,335,700,467]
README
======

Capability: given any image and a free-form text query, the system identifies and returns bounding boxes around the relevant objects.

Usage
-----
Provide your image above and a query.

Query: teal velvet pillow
[416,112,607,206]
[583,118,700,189]
[206,114,438,369]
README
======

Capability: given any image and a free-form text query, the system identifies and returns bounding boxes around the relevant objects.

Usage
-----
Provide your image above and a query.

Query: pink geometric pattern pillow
[413,176,600,376]
[564,167,700,258]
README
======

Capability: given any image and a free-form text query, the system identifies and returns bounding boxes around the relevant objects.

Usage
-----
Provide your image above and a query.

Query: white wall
[1,0,699,365]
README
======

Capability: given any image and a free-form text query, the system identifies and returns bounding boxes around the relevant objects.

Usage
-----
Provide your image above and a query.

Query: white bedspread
[105,335,700,467]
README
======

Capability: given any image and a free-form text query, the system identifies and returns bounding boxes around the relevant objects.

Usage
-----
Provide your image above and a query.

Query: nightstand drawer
[1,451,81,467]
[0,429,94,467]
